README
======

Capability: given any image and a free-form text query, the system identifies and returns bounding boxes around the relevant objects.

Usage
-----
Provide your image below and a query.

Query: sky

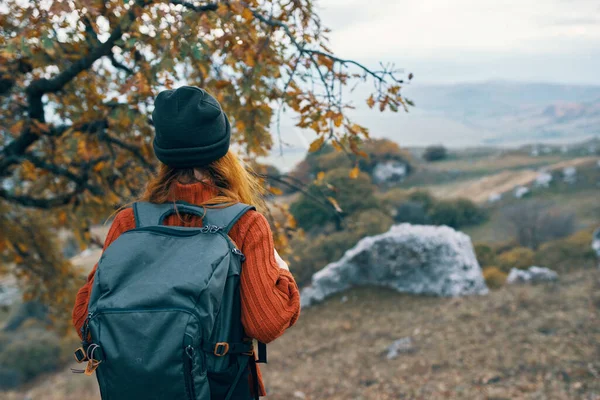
[316,0,600,84]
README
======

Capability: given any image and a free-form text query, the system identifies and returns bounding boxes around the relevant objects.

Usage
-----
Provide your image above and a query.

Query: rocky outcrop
[372,161,409,184]
[506,266,558,284]
[301,224,488,308]
[592,227,600,260]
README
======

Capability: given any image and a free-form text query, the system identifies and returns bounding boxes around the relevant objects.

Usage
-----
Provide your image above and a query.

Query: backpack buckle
[214,342,229,357]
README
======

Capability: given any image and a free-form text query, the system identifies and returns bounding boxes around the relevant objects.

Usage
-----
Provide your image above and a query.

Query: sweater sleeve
[237,212,301,344]
[71,209,135,338]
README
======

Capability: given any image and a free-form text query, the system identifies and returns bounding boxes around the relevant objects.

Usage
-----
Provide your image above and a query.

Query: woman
[72,86,301,398]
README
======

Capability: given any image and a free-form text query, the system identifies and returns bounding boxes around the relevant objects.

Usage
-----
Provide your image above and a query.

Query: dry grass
[4,269,599,400]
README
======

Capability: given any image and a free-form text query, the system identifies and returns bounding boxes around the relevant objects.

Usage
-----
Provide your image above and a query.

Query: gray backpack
[77,202,262,400]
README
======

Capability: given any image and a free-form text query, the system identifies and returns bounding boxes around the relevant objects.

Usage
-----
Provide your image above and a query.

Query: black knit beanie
[152,86,231,168]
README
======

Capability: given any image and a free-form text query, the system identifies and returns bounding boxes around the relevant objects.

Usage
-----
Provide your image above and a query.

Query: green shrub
[474,243,497,268]
[423,145,448,162]
[497,247,536,272]
[483,267,507,289]
[407,190,436,212]
[347,209,394,238]
[290,168,378,232]
[2,301,49,332]
[0,329,62,383]
[0,366,22,390]
[428,198,488,229]
[534,229,597,272]
[394,201,430,224]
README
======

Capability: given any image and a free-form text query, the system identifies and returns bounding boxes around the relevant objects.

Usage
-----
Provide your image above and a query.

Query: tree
[290,168,378,232]
[0,0,412,328]
[502,201,575,250]
[423,145,447,162]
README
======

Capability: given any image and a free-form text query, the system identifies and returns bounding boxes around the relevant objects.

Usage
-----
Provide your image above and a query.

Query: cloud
[316,0,600,83]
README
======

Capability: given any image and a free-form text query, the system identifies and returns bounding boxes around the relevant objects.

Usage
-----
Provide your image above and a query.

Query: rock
[534,171,553,188]
[563,166,577,184]
[372,161,408,184]
[514,186,530,199]
[592,227,600,259]
[488,192,502,203]
[506,266,558,284]
[385,337,415,359]
[530,146,540,157]
[0,276,19,307]
[300,224,488,308]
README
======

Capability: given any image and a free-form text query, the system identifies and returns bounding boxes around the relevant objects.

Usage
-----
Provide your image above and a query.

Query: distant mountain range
[265,81,600,171]
[399,81,600,145]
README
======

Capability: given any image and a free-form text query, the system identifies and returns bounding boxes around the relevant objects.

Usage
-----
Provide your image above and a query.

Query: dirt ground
[5,268,599,400]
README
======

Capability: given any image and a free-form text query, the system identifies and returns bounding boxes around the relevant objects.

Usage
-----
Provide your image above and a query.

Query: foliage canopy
[0,0,411,327]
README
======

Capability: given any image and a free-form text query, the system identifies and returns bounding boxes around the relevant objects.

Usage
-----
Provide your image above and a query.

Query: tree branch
[0,187,81,209]
[169,0,218,12]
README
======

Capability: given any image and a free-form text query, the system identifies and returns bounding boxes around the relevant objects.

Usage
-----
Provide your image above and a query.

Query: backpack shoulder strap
[202,203,255,234]
[132,201,206,228]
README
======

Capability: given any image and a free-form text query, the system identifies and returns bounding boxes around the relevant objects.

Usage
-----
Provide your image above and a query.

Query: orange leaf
[349,166,360,179]
[287,215,297,230]
[309,136,325,152]
[93,162,106,172]
[242,8,253,20]
[366,95,375,108]
[269,186,283,195]
[327,196,343,213]
[333,113,343,127]
[316,171,325,182]
[10,120,24,136]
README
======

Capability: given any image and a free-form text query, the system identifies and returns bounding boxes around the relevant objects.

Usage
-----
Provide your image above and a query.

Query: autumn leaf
[242,8,253,20]
[349,166,360,179]
[287,214,297,230]
[93,162,106,172]
[316,171,325,182]
[309,136,325,152]
[333,113,343,127]
[9,120,24,136]
[327,196,343,213]
[366,95,375,108]
[269,186,283,195]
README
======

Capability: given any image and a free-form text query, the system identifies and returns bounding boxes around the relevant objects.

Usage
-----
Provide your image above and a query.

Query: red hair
[141,150,266,212]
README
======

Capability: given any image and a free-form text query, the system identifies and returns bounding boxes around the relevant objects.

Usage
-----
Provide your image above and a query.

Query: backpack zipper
[87,307,202,324]
[184,345,196,400]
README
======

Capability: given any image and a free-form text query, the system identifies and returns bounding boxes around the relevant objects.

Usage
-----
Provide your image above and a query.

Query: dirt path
[426,156,599,203]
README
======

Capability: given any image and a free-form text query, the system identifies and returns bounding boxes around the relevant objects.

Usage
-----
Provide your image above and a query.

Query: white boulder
[592,227,600,259]
[563,166,577,184]
[506,266,558,284]
[534,171,553,188]
[372,161,408,184]
[488,192,502,203]
[514,186,530,199]
[301,224,488,308]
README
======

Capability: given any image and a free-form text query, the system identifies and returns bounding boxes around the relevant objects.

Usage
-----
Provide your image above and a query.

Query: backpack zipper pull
[185,345,196,366]
[232,248,246,262]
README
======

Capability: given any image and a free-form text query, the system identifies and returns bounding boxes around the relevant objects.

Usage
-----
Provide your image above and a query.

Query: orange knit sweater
[71,181,301,397]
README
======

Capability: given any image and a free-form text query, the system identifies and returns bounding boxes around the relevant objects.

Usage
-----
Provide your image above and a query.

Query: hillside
[5,269,599,400]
